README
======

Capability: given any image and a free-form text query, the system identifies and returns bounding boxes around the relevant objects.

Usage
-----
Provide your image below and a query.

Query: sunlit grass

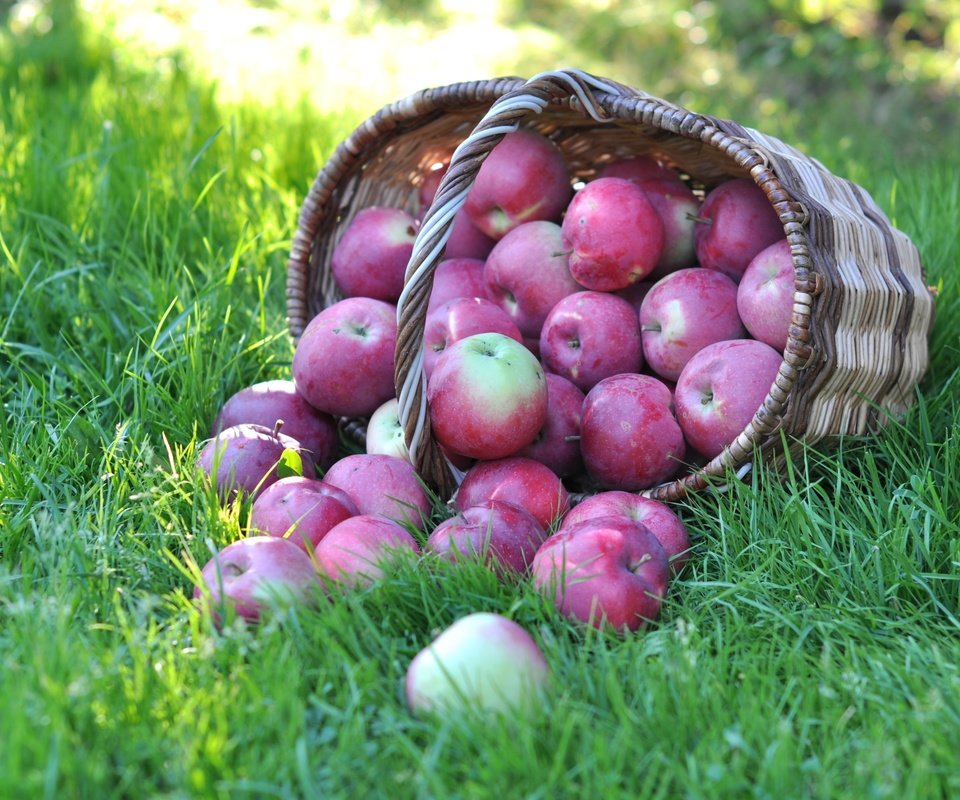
[1,3,959,798]
[78,0,579,116]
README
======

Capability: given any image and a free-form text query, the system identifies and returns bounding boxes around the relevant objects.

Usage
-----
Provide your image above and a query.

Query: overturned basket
[287,69,935,503]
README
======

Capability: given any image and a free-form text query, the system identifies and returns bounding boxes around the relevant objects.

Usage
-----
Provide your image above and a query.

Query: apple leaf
[277,448,304,479]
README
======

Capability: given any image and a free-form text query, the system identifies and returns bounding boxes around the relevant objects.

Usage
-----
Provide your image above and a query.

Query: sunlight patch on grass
[87,0,574,113]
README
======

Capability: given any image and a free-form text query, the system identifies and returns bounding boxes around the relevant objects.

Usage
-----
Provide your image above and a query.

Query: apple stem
[273,419,285,437]
[564,434,581,443]
[686,212,713,225]
[629,553,652,573]
[552,249,574,258]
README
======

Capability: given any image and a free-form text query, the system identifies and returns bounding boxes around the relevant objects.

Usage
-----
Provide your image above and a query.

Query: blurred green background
[3,0,957,162]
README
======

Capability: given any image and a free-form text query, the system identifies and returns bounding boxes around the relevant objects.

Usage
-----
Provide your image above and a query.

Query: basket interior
[295,103,766,331]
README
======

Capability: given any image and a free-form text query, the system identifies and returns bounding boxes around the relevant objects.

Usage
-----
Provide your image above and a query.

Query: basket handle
[393,69,637,497]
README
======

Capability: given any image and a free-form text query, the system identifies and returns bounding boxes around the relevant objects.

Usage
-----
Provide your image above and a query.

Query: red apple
[539,290,643,392]
[674,338,783,459]
[640,268,746,382]
[323,453,431,530]
[331,206,418,303]
[292,297,398,418]
[418,162,448,210]
[426,499,547,575]
[423,296,523,380]
[614,280,655,314]
[197,423,317,501]
[736,238,794,352]
[523,335,542,359]
[193,535,321,624]
[639,178,701,277]
[314,514,420,589]
[597,154,685,186]
[532,515,670,632]
[248,476,358,552]
[445,209,498,260]
[426,257,488,315]
[693,179,784,281]
[455,456,569,531]
[427,332,548,461]
[464,129,572,240]
[211,379,339,471]
[559,491,691,574]
[483,220,581,340]
[580,374,686,491]
[515,373,584,478]
[561,177,665,291]
[418,163,498,259]
[405,612,550,715]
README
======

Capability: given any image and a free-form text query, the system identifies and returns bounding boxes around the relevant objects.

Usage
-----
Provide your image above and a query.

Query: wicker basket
[287,69,935,503]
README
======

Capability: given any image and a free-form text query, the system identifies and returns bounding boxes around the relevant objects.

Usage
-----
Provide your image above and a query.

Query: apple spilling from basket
[191,127,795,713]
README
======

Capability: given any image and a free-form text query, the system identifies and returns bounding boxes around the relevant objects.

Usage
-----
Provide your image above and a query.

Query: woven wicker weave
[287,69,935,503]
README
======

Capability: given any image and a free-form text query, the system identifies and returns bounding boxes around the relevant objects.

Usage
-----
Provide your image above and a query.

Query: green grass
[2,6,959,800]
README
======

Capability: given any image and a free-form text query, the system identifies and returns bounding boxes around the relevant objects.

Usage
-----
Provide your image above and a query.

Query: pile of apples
[191,125,796,712]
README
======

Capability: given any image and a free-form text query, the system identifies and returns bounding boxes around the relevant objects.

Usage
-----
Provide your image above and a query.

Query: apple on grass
[693,178,784,281]
[426,332,547,461]
[580,374,686,491]
[483,220,581,340]
[314,514,419,589]
[539,290,643,393]
[248,476,358,552]
[561,177,665,291]
[532,515,670,632]
[211,379,339,471]
[194,536,321,625]
[639,267,746,382]
[426,499,547,576]
[292,297,398,419]
[736,238,793,352]
[405,612,550,716]
[330,206,418,303]
[423,296,523,381]
[455,457,570,531]
[674,338,783,459]
[323,453,432,530]
[559,492,691,574]
[465,128,573,240]
[515,373,585,478]
[197,423,317,502]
